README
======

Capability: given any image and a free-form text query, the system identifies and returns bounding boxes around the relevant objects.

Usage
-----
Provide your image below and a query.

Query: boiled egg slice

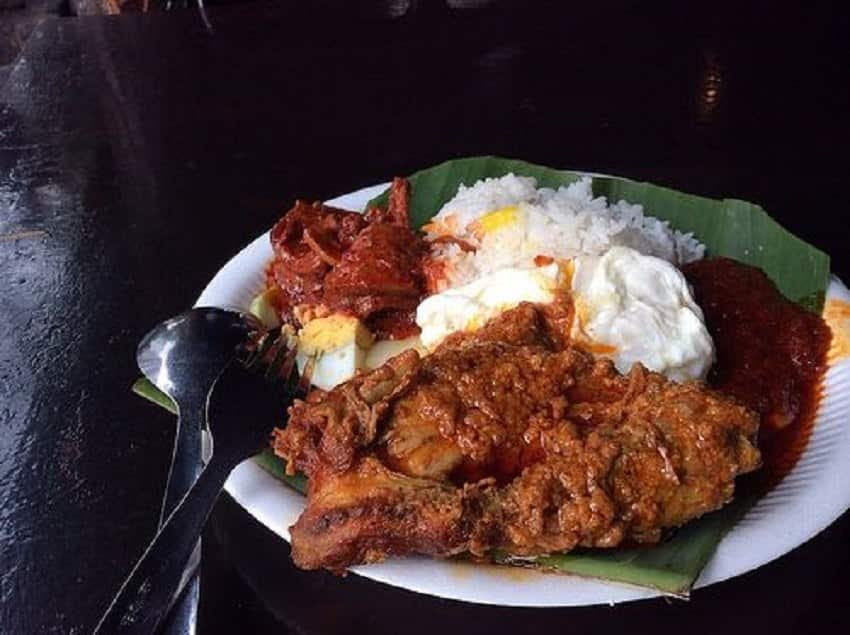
[295,315,373,390]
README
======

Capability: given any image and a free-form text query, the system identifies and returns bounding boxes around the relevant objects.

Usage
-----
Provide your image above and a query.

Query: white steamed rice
[425,174,704,289]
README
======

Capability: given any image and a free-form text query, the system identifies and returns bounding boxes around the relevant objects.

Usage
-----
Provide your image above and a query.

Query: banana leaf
[133,156,830,596]
[494,494,755,597]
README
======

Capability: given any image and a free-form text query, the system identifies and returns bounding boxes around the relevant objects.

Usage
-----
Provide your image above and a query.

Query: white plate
[196,182,850,607]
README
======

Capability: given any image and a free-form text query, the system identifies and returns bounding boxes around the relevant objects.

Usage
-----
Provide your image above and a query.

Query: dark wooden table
[2,2,849,633]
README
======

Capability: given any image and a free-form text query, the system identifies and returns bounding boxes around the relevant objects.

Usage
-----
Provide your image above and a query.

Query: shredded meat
[267,178,424,338]
[322,223,423,319]
[268,201,365,314]
[273,303,761,572]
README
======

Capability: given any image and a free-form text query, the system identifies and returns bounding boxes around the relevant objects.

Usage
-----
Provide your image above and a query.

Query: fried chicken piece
[273,304,761,572]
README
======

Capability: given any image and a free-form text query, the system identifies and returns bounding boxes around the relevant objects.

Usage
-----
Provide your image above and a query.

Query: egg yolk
[471,206,519,238]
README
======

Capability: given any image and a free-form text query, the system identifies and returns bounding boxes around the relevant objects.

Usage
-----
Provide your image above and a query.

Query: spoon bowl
[137,307,262,510]
[137,307,261,408]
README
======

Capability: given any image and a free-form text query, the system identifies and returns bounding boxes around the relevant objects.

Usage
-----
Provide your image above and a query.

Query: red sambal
[684,257,831,490]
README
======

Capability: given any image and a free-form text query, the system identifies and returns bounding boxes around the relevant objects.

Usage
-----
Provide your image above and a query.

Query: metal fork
[95,328,301,634]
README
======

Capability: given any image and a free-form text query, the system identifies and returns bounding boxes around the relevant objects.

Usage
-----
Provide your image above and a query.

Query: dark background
[1,1,849,633]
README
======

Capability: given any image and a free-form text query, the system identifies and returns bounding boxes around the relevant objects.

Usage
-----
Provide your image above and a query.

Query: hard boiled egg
[295,314,424,390]
[365,337,427,369]
[295,315,373,390]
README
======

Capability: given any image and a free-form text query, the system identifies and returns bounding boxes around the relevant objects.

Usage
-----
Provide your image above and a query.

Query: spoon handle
[94,455,233,634]
[161,404,205,524]
[159,404,205,634]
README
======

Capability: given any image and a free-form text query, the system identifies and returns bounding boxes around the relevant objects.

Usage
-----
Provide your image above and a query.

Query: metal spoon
[135,307,259,630]
[96,335,299,634]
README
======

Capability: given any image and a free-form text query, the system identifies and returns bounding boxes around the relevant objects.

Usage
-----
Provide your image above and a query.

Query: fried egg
[414,247,714,382]
[415,263,568,349]
[571,246,714,381]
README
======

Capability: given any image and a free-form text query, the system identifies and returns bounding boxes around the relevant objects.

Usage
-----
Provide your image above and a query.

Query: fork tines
[238,326,298,386]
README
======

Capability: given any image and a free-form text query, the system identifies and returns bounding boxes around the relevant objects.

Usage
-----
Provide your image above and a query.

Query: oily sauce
[684,258,831,490]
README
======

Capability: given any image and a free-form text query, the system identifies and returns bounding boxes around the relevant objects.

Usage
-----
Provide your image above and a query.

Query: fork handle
[94,454,234,634]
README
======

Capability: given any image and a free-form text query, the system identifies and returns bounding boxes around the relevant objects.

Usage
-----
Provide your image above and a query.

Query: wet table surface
[1,2,849,633]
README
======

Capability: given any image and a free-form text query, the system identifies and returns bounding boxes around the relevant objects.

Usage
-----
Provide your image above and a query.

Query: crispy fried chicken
[272,303,761,572]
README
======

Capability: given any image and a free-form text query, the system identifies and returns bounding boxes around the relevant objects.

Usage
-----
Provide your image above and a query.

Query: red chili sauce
[684,258,831,491]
